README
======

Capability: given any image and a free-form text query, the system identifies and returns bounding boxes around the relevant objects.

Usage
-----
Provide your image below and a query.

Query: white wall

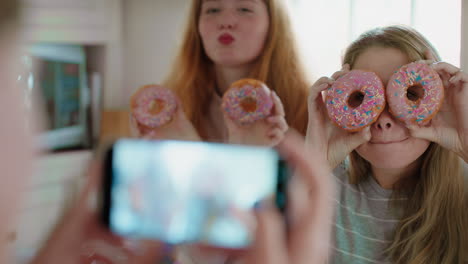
[122,0,188,107]
[294,0,462,78]
[15,150,92,263]
[103,0,124,109]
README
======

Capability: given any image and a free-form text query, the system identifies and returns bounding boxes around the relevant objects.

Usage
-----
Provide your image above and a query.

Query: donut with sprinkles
[130,84,178,128]
[222,79,273,125]
[325,70,385,132]
[386,62,444,126]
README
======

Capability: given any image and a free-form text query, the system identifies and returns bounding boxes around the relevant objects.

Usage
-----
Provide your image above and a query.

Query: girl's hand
[176,132,334,264]
[306,65,371,168]
[245,132,334,264]
[130,100,201,141]
[409,61,468,163]
[225,91,288,147]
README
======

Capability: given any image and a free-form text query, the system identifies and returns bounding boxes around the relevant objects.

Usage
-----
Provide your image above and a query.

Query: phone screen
[103,139,286,248]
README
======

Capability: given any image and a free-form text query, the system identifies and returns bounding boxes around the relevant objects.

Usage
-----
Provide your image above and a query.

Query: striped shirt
[330,165,405,264]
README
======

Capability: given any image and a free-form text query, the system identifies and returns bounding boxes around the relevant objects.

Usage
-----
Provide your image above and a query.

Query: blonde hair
[164,0,310,138]
[344,25,467,263]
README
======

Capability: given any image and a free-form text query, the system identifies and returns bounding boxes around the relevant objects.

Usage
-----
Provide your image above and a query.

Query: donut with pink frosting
[386,62,444,126]
[222,79,274,125]
[130,84,178,128]
[325,70,386,132]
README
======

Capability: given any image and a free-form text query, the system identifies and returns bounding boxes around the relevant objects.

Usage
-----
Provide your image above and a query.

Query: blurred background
[12,0,468,263]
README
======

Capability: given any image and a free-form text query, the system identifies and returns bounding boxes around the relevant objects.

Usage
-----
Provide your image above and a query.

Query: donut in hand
[222,79,274,125]
[326,70,386,132]
[386,62,444,126]
[130,84,178,128]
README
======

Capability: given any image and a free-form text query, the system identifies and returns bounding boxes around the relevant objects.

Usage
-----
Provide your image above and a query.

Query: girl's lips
[218,33,235,45]
[370,137,409,144]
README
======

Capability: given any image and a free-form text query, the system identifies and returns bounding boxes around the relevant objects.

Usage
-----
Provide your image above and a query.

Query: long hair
[164,0,310,138]
[344,25,467,263]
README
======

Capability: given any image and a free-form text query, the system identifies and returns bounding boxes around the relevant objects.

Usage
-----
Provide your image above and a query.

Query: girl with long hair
[131,0,311,146]
[306,25,467,263]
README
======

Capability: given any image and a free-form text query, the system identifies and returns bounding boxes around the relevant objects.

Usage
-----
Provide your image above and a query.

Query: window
[291,0,462,79]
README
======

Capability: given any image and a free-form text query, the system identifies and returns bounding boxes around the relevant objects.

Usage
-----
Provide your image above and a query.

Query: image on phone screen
[103,139,286,248]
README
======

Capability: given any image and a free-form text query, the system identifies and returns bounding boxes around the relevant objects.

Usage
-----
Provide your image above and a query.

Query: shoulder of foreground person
[464,161,468,189]
[462,161,468,197]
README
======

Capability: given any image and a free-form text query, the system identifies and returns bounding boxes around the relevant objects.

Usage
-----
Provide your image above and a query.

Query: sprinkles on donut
[325,70,386,132]
[130,84,178,128]
[222,78,274,125]
[386,62,444,126]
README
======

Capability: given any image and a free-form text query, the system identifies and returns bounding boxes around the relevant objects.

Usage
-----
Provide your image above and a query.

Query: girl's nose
[372,108,395,131]
[218,12,237,30]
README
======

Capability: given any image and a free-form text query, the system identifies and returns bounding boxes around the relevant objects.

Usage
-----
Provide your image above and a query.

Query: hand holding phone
[102,140,290,249]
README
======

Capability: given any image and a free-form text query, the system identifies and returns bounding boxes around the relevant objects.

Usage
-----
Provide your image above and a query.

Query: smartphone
[101,139,289,249]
